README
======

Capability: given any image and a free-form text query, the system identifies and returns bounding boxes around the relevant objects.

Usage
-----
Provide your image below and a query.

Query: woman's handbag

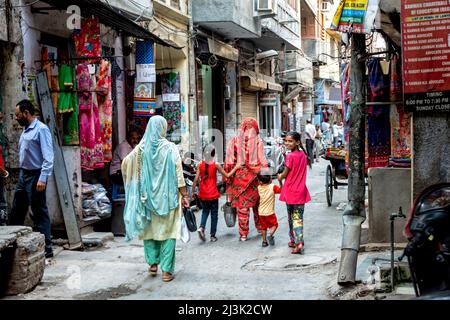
[183,207,198,232]
[222,201,237,228]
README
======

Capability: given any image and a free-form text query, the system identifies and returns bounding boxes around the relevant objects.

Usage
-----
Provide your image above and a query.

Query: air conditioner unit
[255,0,278,18]
[257,0,273,11]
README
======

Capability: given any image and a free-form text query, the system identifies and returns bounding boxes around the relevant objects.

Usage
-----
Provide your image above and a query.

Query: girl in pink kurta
[278,131,312,254]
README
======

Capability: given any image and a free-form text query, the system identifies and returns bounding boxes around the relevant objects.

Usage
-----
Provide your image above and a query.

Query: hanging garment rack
[34,56,125,63]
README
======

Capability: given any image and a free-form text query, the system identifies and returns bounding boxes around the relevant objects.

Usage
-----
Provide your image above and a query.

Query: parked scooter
[399,183,450,297]
[263,137,286,177]
[182,152,200,211]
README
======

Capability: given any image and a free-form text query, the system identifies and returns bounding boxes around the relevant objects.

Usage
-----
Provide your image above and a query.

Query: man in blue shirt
[9,100,54,258]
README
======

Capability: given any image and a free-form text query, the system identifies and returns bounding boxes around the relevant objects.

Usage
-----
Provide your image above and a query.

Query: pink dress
[77,63,104,170]
[280,151,311,205]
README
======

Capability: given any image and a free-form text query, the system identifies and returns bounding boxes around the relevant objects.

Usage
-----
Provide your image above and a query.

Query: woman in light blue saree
[122,116,189,282]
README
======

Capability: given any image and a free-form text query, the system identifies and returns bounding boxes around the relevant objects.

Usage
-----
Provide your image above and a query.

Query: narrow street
[4,160,346,300]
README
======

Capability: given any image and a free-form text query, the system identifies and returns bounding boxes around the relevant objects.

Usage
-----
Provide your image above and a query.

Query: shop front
[195,35,239,155]
[8,0,180,244]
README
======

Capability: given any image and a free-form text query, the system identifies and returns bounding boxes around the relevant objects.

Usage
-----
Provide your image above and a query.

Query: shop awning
[267,82,283,92]
[208,38,239,62]
[283,85,304,103]
[39,0,183,49]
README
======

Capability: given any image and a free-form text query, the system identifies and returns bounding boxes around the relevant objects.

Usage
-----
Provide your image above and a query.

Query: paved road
[4,159,348,300]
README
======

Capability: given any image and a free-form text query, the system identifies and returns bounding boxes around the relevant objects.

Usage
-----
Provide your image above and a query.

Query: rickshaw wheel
[326,165,333,207]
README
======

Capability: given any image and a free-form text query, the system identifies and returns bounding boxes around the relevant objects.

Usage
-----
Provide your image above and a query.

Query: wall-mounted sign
[402,0,450,112]
[136,64,156,83]
[163,93,180,102]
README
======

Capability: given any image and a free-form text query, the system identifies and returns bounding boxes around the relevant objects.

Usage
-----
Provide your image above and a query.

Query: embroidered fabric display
[367,58,390,169]
[161,72,182,143]
[390,104,412,160]
[367,106,390,168]
[77,63,104,170]
[133,40,156,117]
[97,59,113,162]
[133,83,156,116]
[73,18,101,61]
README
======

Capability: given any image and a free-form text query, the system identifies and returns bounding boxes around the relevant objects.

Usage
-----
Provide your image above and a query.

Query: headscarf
[122,116,179,241]
[224,118,267,198]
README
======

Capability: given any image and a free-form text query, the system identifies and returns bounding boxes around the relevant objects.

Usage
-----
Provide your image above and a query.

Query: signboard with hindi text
[402,0,450,112]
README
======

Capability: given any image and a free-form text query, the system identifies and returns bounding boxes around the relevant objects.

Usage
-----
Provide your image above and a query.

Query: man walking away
[321,119,330,148]
[332,121,339,147]
[304,120,316,165]
[9,100,54,258]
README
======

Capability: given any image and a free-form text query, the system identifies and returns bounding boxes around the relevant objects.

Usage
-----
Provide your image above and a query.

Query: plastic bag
[180,215,190,243]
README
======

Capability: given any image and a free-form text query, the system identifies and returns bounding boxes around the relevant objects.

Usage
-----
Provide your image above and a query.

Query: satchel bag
[183,207,198,232]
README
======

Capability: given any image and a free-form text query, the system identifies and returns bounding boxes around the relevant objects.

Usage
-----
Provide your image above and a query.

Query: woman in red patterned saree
[224,118,268,241]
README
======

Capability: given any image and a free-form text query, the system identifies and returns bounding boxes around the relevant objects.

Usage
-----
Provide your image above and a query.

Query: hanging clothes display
[96,59,113,162]
[366,58,390,169]
[390,104,412,160]
[133,40,156,116]
[41,46,59,110]
[367,58,389,103]
[57,65,77,113]
[390,54,402,103]
[77,63,104,170]
[73,18,101,61]
[161,72,181,143]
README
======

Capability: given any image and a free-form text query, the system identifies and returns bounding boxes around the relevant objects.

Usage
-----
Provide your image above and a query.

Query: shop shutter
[241,91,258,121]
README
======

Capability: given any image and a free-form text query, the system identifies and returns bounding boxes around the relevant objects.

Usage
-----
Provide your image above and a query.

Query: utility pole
[187,0,198,153]
[337,33,367,285]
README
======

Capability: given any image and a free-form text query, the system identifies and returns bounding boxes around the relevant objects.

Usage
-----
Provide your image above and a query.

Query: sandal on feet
[197,227,206,242]
[291,244,304,254]
[149,264,158,277]
[210,236,218,242]
[162,272,174,282]
[262,241,269,247]
[239,236,247,242]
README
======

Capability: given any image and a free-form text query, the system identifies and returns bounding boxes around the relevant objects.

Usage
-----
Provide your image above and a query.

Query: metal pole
[337,33,367,285]
[187,0,198,152]
[390,216,395,291]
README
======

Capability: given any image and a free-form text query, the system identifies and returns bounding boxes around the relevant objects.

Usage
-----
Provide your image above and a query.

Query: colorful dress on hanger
[77,63,104,170]
[58,65,80,145]
[73,18,101,61]
[57,65,77,113]
[96,59,113,162]
[41,46,59,110]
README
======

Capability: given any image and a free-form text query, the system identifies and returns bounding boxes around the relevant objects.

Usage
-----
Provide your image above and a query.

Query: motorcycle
[263,137,286,177]
[399,183,450,297]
